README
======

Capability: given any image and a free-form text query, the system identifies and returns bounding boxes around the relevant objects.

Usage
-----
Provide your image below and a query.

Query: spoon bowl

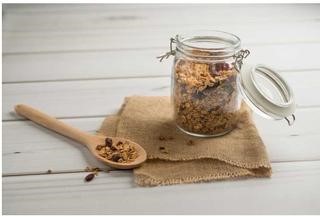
[88,135,147,169]
[15,104,147,169]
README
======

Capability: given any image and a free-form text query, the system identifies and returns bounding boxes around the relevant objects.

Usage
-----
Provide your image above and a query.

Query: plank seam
[3,159,320,177]
[2,74,171,84]
[2,68,320,85]
[3,104,320,122]
[3,41,320,56]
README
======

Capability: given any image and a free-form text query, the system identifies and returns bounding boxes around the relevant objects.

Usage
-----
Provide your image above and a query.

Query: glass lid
[238,64,296,125]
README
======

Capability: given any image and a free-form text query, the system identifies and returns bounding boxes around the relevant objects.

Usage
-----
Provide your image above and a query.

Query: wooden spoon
[14,104,147,169]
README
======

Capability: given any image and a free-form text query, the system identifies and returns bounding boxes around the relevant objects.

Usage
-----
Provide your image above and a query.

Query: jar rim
[175,30,241,59]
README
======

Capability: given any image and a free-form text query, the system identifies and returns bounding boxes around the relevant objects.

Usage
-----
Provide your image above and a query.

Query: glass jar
[171,31,242,137]
[159,30,296,137]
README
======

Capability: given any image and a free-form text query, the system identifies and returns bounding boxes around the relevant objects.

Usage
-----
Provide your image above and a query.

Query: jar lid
[238,64,296,125]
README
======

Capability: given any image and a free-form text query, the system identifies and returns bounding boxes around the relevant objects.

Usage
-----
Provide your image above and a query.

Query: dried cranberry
[105,138,113,147]
[159,146,166,151]
[215,63,225,72]
[214,62,230,72]
[187,140,194,146]
[223,63,230,71]
[84,173,95,182]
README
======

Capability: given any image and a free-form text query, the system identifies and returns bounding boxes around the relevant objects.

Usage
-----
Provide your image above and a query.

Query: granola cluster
[96,138,138,163]
[173,59,241,136]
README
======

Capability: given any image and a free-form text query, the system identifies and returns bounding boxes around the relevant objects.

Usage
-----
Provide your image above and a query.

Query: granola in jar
[173,58,241,136]
[169,31,243,136]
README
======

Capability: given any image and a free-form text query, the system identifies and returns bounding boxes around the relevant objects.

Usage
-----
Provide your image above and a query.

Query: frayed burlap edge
[134,165,271,187]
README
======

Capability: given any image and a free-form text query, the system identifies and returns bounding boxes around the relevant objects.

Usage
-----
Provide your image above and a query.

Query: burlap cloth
[98,96,272,186]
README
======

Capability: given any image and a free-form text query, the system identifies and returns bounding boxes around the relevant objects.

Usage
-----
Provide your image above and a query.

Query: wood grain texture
[3,161,320,214]
[3,77,170,121]
[3,4,320,214]
[3,117,107,175]
[3,4,320,54]
[3,23,320,54]
[3,4,320,31]
[3,43,320,83]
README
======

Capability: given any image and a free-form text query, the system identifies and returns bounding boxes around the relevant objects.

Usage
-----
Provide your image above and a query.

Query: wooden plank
[3,43,320,83]
[2,77,170,121]
[4,4,319,15]
[2,70,319,121]
[3,21,320,54]
[2,48,170,83]
[3,5,319,214]
[3,4,320,32]
[3,107,320,175]
[2,117,108,175]
[3,160,320,214]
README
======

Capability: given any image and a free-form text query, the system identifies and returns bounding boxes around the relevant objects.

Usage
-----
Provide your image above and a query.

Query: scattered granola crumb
[158,136,165,141]
[159,146,169,154]
[187,140,195,146]
[158,135,174,141]
[84,173,95,182]
[85,166,100,172]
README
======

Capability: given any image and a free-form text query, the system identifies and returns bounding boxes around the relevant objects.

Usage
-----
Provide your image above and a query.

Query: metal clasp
[233,49,250,72]
[157,37,176,62]
[285,114,295,126]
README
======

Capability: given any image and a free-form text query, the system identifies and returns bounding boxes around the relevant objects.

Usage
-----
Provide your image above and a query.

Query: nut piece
[187,140,194,146]
[158,136,165,141]
[96,145,103,151]
[159,146,169,154]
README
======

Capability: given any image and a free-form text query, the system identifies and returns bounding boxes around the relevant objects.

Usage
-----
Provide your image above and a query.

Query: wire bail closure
[285,114,296,126]
[232,49,250,72]
[157,37,176,62]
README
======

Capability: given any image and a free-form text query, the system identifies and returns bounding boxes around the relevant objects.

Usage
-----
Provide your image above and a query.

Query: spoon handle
[15,104,94,146]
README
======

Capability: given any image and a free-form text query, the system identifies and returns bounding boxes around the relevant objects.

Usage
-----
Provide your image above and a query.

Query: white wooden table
[2,4,320,214]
